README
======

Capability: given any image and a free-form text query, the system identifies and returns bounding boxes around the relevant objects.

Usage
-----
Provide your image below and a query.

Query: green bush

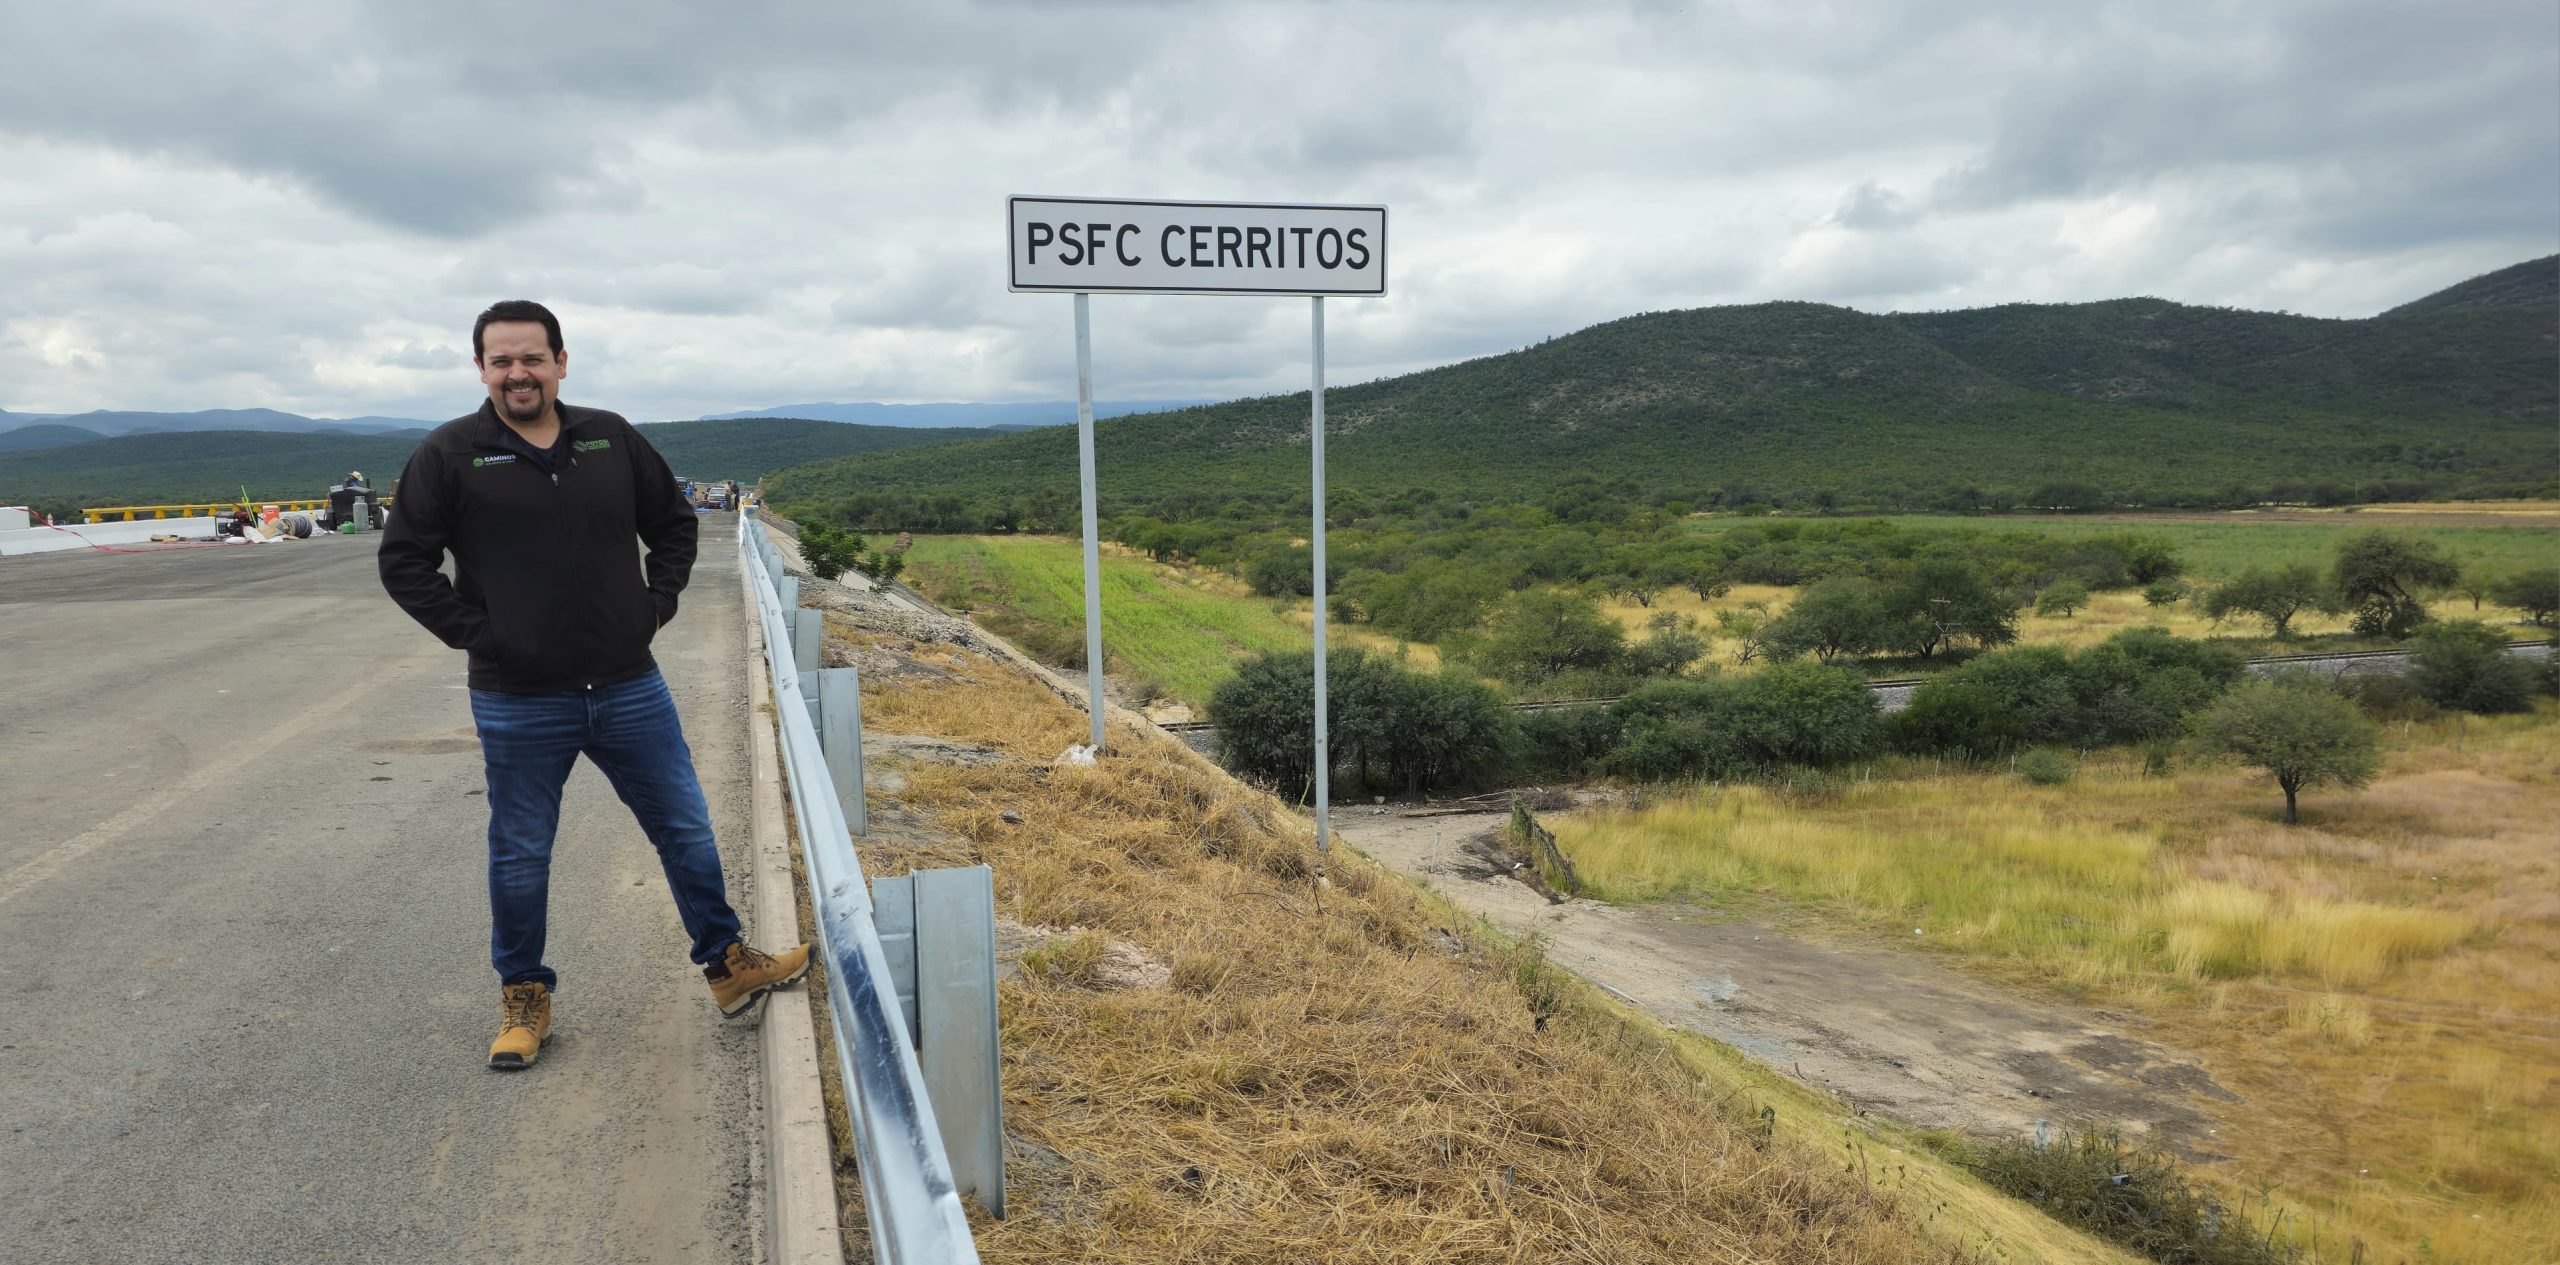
[2015,748,2075,785]
[1601,663,1879,780]
[2408,620,2535,714]
[2141,579,2186,607]
[1972,1128,2302,1265]
[1207,649,1515,794]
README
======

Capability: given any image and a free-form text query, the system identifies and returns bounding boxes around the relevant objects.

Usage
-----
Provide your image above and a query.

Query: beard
[498,381,547,424]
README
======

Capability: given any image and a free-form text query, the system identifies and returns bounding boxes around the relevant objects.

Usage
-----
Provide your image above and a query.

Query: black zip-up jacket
[379,400,697,693]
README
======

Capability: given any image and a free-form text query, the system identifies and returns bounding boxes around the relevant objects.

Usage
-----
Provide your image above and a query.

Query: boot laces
[502,988,544,1031]
[732,943,777,972]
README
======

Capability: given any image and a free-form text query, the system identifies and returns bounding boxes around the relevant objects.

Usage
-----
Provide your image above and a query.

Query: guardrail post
[818,666,867,838]
[777,573,800,613]
[792,608,825,730]
[872,866,1006,1219]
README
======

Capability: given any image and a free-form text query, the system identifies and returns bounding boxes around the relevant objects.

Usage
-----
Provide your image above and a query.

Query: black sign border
[1007,195,1389,297]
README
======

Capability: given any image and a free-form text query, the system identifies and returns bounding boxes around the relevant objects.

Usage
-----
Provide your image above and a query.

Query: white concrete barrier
[0,517,219,556]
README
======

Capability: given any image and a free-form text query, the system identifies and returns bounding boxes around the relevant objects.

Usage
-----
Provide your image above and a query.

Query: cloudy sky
[2,0,2552,421]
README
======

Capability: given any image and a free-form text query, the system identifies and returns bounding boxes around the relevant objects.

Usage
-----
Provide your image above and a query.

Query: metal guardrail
[739,511,983,1265]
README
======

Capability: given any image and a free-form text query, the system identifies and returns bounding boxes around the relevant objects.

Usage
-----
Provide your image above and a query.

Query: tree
[2142,579,2186,608]
[796,521,867,582]
[1714,602,1775,664]
[1879,558,2018,658]
[2450,568,2492,612]
[2201,564,2337,638]
[2334,531,2459,639]
[2035,580,2091,618]
[1626,611,1708,677]
[1765,578,1884,664]
[2489,567,2559,627]
[1471,589,1627,685]
[2190,679,2381,825]
[2408,620,2535,715]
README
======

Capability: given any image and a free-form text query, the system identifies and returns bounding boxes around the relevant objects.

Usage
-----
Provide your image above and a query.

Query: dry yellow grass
[1549,706,2560,1262]
[824,628,2132,1263]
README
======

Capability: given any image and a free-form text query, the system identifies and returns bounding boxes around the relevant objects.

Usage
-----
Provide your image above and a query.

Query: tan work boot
[487,982,552,1070]
[704,940,811,1017]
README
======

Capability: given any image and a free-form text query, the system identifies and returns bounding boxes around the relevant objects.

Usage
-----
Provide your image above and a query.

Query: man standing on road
[379,299,808,1070]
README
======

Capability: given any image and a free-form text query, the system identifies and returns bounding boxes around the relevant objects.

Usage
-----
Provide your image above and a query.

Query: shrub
[2407,620,2535,714]
[2016,748,2075,785]
[1889,680,2027,758]
[1604,663,1880,780]
[1507,705,1620,782]
[1209,649,1516,794]
[1972,1128,2302,1265]
[2141,578,2186,607]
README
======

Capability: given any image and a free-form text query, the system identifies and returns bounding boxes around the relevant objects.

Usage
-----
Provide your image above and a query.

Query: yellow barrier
[79,499,410,525]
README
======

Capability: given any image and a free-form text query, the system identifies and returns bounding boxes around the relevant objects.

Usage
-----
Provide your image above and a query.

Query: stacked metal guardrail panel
[739,512,982,1265]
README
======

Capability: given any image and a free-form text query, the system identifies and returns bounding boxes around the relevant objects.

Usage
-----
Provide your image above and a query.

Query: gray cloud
[0,0,2551,418]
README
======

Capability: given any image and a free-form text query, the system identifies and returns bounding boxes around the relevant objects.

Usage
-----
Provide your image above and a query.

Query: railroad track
[1152,641,2547,735]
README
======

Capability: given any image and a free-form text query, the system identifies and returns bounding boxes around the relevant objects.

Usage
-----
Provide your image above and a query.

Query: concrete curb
[741,554,847,1265]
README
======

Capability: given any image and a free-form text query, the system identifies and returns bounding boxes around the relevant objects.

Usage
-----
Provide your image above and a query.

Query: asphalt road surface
[0,518,765,1264]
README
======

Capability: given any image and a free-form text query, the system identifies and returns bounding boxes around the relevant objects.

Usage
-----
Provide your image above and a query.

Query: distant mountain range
[0,398,1221,453]
[0,418,1011,512]
[695,400,1217,428]
[0,408,436,447]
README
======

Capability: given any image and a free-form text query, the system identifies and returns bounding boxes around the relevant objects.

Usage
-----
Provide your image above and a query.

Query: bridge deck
[0,517,765,1264]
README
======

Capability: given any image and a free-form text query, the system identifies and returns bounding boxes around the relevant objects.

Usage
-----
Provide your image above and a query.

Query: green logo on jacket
[472,454,516,468]
[574,438,612,452]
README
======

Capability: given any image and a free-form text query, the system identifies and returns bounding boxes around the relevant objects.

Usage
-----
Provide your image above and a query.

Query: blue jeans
[468,668,743,990]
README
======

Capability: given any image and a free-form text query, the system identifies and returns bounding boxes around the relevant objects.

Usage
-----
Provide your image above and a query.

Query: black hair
[472,300,565,360]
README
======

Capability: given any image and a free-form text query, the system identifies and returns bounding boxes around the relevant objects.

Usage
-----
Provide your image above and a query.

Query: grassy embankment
[823,618,2133,1263]
[1549,705,2560,1263]
[1595,506,2560,660]
[902,534,1437,710]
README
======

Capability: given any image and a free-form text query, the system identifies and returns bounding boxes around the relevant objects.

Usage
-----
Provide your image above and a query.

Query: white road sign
[1007,196,1387,296]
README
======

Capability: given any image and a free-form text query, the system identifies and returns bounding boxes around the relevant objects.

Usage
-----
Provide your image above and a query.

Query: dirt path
[1333,809,2242,1159]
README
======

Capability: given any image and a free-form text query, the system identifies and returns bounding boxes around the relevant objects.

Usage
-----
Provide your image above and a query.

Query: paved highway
[0,520,765,1264]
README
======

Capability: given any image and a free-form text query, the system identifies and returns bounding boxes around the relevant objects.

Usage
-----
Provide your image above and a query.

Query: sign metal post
[1073,293,1107,752]
[1008,196,1384,844]
[1309,296,1329,852]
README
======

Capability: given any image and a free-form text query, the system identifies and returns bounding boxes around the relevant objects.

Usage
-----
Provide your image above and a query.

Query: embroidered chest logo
[573,438,612,452]
[471,454,517,467]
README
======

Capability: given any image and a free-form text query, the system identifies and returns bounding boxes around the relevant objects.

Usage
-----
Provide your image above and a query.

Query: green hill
[768,261,2557,528]
[0,424,108,453]
[2380,254,2556,317]
[0,416,1007,513]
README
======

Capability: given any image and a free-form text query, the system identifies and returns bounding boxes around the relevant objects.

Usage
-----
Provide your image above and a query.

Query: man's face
[477,322,566,426]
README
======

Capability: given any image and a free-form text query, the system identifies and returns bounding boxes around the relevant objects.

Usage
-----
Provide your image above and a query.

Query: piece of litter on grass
[1000,810,1023,824]
[1914,928,1923,935]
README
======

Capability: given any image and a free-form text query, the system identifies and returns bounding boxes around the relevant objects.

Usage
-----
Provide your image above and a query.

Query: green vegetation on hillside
[772,262,2557,534]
